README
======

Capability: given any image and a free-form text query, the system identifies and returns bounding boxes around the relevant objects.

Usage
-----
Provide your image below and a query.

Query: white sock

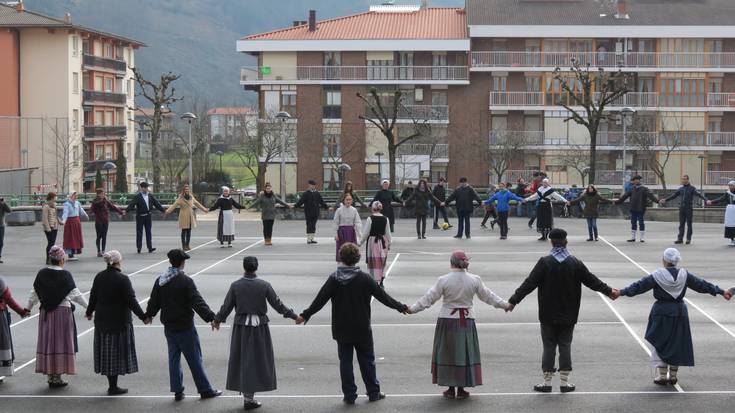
[559,370,571,385]
[543,371,554,385]
[640,231,645,241]
[631,230,637,239]
[657,366,668,379]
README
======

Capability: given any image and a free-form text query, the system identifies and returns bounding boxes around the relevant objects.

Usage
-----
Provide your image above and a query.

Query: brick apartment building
[239,0,735,193]
[207,107,257,148]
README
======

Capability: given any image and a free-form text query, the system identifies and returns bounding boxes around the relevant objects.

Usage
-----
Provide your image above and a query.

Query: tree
[357,88,430,188]
[559,145,592,186]
[43,117,72,193]
[115,140,128,193]
[553,59,631,185]
[487,129,528,183]
[323,128,362,191]
[132,68,183,189]
[172,97,213,186]
[629,118,684,190]
[95,169,103,190]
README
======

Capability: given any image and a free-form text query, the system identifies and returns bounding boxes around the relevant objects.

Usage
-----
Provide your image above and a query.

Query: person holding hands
[659,175,711,245]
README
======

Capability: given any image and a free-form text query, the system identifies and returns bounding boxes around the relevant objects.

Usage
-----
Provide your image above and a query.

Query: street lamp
[180,112,197,187]
[620,106,636,188]
[215,150,224,185]
[374,151,384,181]
[275,111,291,199]
[338,163,351,188]
[103,161,116,193]
[698,154,706,205]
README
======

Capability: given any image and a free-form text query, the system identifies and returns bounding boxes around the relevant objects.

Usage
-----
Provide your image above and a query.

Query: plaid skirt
[365,236,388,283]
[36,307,76,375]
[94,325,139,376]
[431,318,483,387]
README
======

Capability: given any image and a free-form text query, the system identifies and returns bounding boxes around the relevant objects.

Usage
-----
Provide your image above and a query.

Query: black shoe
[422,235,427,239]
[594,237,599,241]
[244,400,262,410]
[417,236,422,240]
[200,389,222,400]
[538,236,546,241]
[97,252,103,258]
[640,239,645,243]
[456,389,470,399]
[107,387,128,396]
[586,238,594,242]
[627,239,636,243]
[560,384,576,393]
[433,225,440,230]
[343,397,356,405]
[453,235,462,239]
[480,224,487,229]
[668,377,678,386]
[137,249,141,254]
[148,248,156,253]
[174,392,185,401]
[685,240,691,245]
[533,384,552,393]
[48,381,68,388]
[465,235,471,239]
[490,221,496,230]
[368,392,386,402]
[674,240,683,244]
[653,378,668,386]
[0,258,3,264]
[311,240,318,244]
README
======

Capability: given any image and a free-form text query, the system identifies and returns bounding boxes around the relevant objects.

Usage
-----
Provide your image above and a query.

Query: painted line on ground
[9,239,219,329]
[371,253,400,304]
[132,321,623,329]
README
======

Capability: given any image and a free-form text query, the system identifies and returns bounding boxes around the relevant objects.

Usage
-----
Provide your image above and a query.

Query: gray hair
[450,255,469,269]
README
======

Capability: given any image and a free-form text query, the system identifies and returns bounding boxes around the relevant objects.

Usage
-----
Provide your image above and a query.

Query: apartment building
[239,0,735,191]
[0,2,144,193]
[207,107,257,147]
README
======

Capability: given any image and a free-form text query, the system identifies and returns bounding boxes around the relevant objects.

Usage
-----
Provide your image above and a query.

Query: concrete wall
[0,29,21,170]
[262,52,297,81]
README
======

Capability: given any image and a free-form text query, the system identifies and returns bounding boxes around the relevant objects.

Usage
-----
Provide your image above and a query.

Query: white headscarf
[103,250,123,266]
[220,186,230,198]
[663,248,682,266]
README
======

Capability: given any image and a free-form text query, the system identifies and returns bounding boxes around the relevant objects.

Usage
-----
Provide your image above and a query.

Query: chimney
[308,10,316,32]
[64,12,72,24]
[615,0,629,19]
[293,21,301,27]
[15,0,24,12]
[421,0,429,9]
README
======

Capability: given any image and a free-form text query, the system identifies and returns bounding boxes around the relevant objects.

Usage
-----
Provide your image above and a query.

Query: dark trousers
[263,219,274,239]
[586,217,598,239]
[306,217,318,234]
[678,208,694,241]
[630,210,645,231]
[95,222,109,252]
[164,326,214,394]
[0,225,4,257]
[497,211,509,237]
[385,211,395,233]
[415,214,427,237]
[528,203,538,226]
[135,215,153,251]
[45,229,58,259]
[180,229,191,246]
[337,339,380,401]
[481,208,497,226]
[456,211,471,238]
[541,323,575,373]
[433,206,449,227]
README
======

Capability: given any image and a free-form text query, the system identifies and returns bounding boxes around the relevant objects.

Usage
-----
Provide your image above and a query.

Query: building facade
[238,0,735,192]
[207,107,257,148]
[0,2,144,193]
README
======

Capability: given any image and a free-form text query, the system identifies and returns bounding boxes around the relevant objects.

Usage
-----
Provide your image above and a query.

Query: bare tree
[158,136,187,192]
[553,60,631,184]
[559,144,592,186]
[487,129,528,183]
[132,69,183,188]
[172,97,212,186]
[44,117,72,193]
[629,119,685,190]
[323,130,362,191]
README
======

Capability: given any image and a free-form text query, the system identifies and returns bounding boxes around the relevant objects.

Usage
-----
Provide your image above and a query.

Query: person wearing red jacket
[0,276,30,381]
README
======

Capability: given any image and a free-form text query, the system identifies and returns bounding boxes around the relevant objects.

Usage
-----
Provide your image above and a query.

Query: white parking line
[371,253,400,304]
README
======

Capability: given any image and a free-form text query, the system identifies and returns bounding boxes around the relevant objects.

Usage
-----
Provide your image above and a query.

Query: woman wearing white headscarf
[359,201,391,285]
[209,187,244,248]
[711,180,735,245]
[619,248,732,386]
[524,179,566,241]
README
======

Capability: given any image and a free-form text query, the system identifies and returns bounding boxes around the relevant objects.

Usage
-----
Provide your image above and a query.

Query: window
[72,109,79,130]
[432,53,448,79]
[82,40,90,55]
[324,52,341,80]
[83,73,89,91]
[493,76,507,92]
[105,111,114,126]
[95,110,104,126]
[94,40,102,56]
[71,36,78,57]
[95,76,103,91]
[105,78,113,92]
[323,86,341,119]
[72,146,79,167]
[323,124,341,158]
[368,60,392,80]
[116,45,124,60]
[104,43,113,58]
[72,72,79,94]
[115,109,124,125]
[661,77,705,107]
[323,165,342,191]
[525,76,541,92]
[281,92,297,114]
[397,52,414,80]
[105,144,114,159]
[431,91,447,106]
[95,145,104,160]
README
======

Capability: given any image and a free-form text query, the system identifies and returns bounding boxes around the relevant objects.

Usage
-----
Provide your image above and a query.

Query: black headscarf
[33,267,77,311]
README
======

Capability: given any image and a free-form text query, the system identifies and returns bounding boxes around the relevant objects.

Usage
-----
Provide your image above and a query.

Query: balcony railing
[83,90,127,105]
[364,104,449,121]
[596,170,657,185]
[240,66,469,83]
[84,125,127,139]
[707,132,735,146]
[488,91,720,109]
[396,143,449,158]
[489,170,540,184]
[471,51,735,70]
[707,171,735,185]
[489,130,546,145]
[489,91,544,106]
[707,93,735,108]
[83,54,127,73]
[486,130,716,148]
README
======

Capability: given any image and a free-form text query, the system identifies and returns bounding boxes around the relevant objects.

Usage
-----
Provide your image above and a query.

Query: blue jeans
[456,211,472,238]
[433,205,449,226]
[630,211,645,231]
[586,217,598,239]
[164,326,214,394]
[337,339,380,401]
[516,202,524,217]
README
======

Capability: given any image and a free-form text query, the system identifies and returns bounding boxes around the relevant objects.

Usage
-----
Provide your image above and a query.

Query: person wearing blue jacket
[484,182,526,240]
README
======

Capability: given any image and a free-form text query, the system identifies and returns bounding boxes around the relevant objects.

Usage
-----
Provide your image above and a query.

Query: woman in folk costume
[333,194,362,263]
[0,276,30,382]
[525,178,566,241]
[212,256,298,411]
[359,201,392,286]
[165,184,208,251]
[209,186,243,248]
[711,180,735,246]
[406,251,510,399]
[27,246,88,388]
[60,191,89,260]
[249,182,290,246]
[619,248,732,385]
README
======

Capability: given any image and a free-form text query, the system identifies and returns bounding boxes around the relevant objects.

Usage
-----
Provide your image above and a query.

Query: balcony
[707,93,735,108]
[396,143,449,158]
[364,104,449,121]
[707,171,735,186]
[486,130,715,148]
[489,130,546,145]
[707,132,735,146]
[487,91,727,110]
[596,170,657,186]
[83,54,127,73]
[83,90,127,106]
[471,51,735,71]
[240,65,469,85]
[84,125,127,141]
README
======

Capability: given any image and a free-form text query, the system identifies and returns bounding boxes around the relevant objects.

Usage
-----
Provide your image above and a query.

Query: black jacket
[509,254,612,325]
[515,183,528,197]
[145,270,215,331]
[432,184,447,202]
[371,189,402,217]
[664,184,707,209]
[294,189,328,219]
[126,192,165,217]
[406,189,441,216]
[616,184,659,213]
[400,187,415,206]
[445,185,482,213]
[301,266,406,343]
[86,267,146,333]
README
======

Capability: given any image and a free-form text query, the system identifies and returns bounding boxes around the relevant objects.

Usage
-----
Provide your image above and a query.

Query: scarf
[550,247,571,263]
[651,267,687,300]
[264,191,273,198]
[158,267,184,286]
[33,267,76,311]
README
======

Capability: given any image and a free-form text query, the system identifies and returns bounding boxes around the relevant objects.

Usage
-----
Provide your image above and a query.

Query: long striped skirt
[431,318,483,387]
[94,325,139,376]
[0,309,14,376]
[36,307,77,375]
[365,236,388,283]
[62,216,84,252]
[336,226,357,262]
[217,210,235,243]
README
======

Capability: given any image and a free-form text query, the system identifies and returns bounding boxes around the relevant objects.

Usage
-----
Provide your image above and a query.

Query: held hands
[609,288,621,300]
[505,303,515,313]
[723,289,733,301]
[658,199,666,206]
[85,313,93,321]
[706,200,713,206]
[211,320,221,331]
[22,308,31,318]
[295,315,305,325]
[143,317,152,325]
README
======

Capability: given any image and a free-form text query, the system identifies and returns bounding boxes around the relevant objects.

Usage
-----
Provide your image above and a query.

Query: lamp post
[338,163,351,187]
[275,111,291,199]
[620,106,636,188]
[215,150,224,185]
[698,154,706,205]
[374,151,384,181]
[180,112,197,186]
[103,161,116,193]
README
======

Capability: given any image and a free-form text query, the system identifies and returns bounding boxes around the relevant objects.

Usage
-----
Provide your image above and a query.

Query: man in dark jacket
[507,229,618,393]
[615,175,660,243]
[294,179,329,244]
[445,177,482,239]
[298,243,408,405]
[126,182,165,253]
[399,181,415,219]
[0,197,11,263]
[432,177,451,229]
[514,178,529,218]
[660,175,712,244]
[145,249,222,402]
[371,180,402,233]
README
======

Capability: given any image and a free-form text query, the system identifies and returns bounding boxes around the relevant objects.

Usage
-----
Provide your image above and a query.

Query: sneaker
[200,389,222,400]
[442,388,455,399]
[174,392,185,401]
[456,389,470,399]
[244,400,262,410]
[560,384,576,393]
[533,384,552,393]
[107,387,128,396]
[368,392,386,402]
[97,252,103,257]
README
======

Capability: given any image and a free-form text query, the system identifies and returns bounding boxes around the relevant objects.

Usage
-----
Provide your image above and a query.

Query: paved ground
[0,214,734,412]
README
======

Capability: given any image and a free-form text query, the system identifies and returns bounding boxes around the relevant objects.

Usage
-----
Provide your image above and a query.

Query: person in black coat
[297,243,408,405]
[432,177,451,229]
[294,180,329,244]
[507,229,618,394]
[615,175,660,243]
[399,181,415,219]
[371,180,402,233]
[85,250,147,395]
[659,174,711,244]
[126,182,165,253]
[445,177,482,239]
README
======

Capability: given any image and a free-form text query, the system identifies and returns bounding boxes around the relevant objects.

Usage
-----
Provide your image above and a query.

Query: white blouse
[26,266,88,310]
[526,186,566,203]
[333,205,362,239]
[410,270,509,319]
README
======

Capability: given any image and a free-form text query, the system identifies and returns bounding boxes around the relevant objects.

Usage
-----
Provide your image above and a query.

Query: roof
[466,0,735,26]
[243,7,467,40]
[206,107,256,116]
[0,3,145,46]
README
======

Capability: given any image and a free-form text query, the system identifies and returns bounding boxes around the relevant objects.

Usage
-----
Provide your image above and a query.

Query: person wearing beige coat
[42,192,60,264]
[165,185,208,251]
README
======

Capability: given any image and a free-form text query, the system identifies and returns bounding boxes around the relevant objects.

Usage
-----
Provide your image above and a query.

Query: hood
[331,265,361,285]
